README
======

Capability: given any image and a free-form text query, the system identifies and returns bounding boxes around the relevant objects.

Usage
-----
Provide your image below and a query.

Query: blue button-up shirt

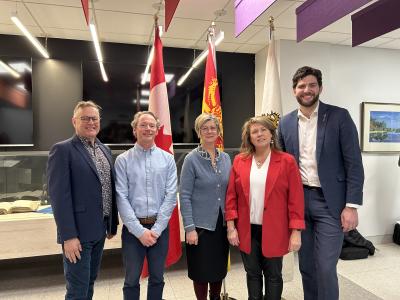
[115,143,178,238]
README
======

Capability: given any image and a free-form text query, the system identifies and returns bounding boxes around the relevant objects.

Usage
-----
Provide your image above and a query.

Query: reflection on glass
[0,57,33,146]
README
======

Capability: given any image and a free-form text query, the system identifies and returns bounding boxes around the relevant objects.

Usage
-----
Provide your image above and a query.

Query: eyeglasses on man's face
[79,116,100,123]
[138,123,157,130]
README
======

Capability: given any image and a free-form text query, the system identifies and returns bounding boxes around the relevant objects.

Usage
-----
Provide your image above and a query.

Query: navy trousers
[122,225,169,300]
[299,188,344,300]
[63,235,106,300]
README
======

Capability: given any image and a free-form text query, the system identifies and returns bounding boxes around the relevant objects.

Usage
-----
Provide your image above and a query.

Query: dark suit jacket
[47,135,118,244]
[225,151,305,257]
[278,101,364,218]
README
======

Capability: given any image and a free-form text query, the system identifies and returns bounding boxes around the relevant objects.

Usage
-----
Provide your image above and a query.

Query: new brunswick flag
[202,37,224,150]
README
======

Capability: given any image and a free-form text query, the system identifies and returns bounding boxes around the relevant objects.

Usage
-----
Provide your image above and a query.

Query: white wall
[256,39,400,239]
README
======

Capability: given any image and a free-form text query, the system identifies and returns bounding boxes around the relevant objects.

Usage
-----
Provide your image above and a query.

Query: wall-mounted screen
[0,57,33,146]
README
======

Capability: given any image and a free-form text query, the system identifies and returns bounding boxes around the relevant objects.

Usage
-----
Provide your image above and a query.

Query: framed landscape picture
[361,102,400,152]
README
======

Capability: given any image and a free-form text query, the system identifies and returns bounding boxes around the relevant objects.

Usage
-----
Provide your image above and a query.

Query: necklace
[255,159,265,168]
[254,151,270,169]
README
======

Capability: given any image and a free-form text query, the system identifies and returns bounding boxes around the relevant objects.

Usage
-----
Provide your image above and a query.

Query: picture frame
[361,102,400,152]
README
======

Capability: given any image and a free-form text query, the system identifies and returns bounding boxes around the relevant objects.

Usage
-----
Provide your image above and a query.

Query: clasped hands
[139,229,159,247]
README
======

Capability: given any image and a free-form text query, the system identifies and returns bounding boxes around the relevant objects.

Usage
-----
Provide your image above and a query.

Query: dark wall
[0,34,254,151]
[33,59,82,150]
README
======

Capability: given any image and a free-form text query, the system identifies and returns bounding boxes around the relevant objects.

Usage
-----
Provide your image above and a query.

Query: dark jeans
[299,188,344,300]
[240,224,283,300]
[63,236,106,300]
[122,225,169,300]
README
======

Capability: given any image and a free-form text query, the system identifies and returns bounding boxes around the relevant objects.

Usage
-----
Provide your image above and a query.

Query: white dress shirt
[249,153,271,225]
[298,103,320,187]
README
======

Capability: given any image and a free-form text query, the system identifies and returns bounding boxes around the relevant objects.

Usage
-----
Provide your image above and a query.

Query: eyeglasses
[200,126,218,132]
[138,123,157,130]
[80,116,100,122]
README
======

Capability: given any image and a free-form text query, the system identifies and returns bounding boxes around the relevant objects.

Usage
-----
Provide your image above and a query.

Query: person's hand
[288,230,301,252]
[341,207,358,232]
[227,228,239,247]
[139,229,157,247]
[63,238,82,264]
[106,234,115,240]
[186,230,198,245]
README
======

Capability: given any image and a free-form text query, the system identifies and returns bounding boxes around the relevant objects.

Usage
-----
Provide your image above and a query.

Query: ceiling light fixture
[89,22,108,82]
[89,23,103,62]
[11,15,49,59]
[141,25,163,85]
[99,61,108,82]
[0,60,21,78]
[177,30,224,87]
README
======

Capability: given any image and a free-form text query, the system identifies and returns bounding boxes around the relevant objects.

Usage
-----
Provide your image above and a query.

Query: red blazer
[225,150,305,257]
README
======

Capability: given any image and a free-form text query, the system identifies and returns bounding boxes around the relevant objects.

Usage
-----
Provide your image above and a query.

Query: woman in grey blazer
[179,113,231,300]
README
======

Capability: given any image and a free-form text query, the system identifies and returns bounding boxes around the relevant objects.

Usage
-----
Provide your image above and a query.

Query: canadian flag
[147,25,182,274]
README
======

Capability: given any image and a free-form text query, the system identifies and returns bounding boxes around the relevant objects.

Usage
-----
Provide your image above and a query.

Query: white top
[249,153,271,225]
[298,103,320,187]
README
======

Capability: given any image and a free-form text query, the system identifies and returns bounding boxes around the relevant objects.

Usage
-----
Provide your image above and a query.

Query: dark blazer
[278,101,364,218]
[225,151,305,257]
[47,135,118,244]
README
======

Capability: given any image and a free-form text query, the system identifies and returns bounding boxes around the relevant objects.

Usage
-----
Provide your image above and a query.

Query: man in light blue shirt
[115,111,177,300]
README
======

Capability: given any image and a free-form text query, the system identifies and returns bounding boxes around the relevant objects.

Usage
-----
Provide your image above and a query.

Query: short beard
[296,93,319,108]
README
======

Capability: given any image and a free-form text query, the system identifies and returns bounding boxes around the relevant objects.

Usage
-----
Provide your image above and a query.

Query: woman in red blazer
[225,114,305,300]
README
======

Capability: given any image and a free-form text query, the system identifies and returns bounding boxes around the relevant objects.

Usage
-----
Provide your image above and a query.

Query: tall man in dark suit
[278,66,364,300]
[47,100,118,300]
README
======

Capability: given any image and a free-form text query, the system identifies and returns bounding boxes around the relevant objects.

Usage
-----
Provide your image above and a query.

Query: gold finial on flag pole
[207,21,216,42]
[269,16,275,40]
[154,14,158,27]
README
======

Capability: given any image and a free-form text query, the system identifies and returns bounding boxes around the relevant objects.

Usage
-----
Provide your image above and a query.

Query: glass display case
[0,147,239,259]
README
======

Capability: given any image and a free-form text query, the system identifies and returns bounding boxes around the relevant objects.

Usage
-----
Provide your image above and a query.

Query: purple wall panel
[235,0,278,37]
[352,0,400,47]
[296,0,371,42]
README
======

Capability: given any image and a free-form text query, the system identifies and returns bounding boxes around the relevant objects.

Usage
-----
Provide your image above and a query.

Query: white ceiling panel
[174,0,228,21]
[381,29,400,39]
[0,0,37,26]
[275,27,296,40]
[44,27,90,41]
[93,0,158,15]
[99,31,148,45]
[218,22,262,43]
[162,18,210,41]
[273,1,299,29]
[215,41,241,53]
[376,39,400,50]
[0,23,41,36]
[358,37,394,48]
[162,37,199,49]
[323,17,351,35]
[338,38,352,46]
[305,31,350,45]
[215,0,234,23]
[235,43,265,54]
[25,3,87,30]
[245,26,268,45]
[24,0,82,6]
[95,10,154,37]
